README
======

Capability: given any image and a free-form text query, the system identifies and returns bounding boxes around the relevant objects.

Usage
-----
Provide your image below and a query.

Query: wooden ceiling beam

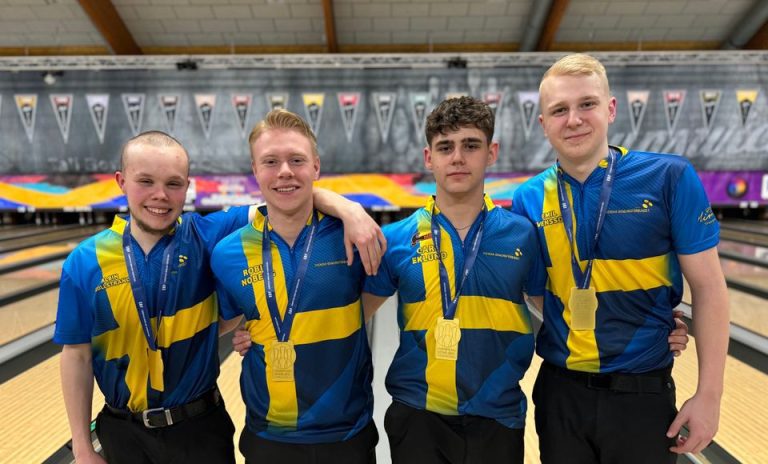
[321,0,338,53]
[536,0,570,51]
[745,21,768,49]
[77,0,141,55]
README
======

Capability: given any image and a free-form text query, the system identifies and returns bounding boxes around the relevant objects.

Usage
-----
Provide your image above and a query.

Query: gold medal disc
[569,286,598,331]
[269,340,296,382]
[435,317,461,361]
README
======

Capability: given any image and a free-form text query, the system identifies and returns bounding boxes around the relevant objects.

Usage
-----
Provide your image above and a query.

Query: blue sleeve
[215,280,243,321]
[194,206,251,254]
[524,230,547,296]
[53,264,93,345]
[363,229,398,297]
[670,164,720,255]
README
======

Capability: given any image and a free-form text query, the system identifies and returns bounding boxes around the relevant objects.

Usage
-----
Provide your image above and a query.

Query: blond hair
[248,109,318,157]
[540,53,610,95]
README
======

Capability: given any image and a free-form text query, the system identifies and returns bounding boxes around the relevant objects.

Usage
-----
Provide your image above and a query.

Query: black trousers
[240,420,378,464]
[534,362,678,464]
[95,400,235,464]
[384,401,524,464]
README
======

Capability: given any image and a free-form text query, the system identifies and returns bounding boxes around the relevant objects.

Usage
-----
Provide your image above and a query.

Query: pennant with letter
[517,91,539,140]
[626,90,649,135]
[445,92,466,100]
[663,90,686,134]
[122,94,145,136]
[736,89,759,126]
[302,93,325,134]
[267,93,288,112]
[410,93,429,138]
[337,92,360,142]
[159,95,180,134]
[86,94,109,144]
[194,94,216,140]
[231,94,252,139]
[699,90,721,130]
[483,91,504,117]
[50,94,74,143]
[373,92,396,143]
[15,94,37,143]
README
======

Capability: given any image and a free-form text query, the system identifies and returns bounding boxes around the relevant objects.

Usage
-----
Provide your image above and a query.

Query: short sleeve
[670,164,720,255]
[523,231,547,296]
[53,266,94,344]
[194,206,251,253]
[362,230,398,298]
[215,279,244,321]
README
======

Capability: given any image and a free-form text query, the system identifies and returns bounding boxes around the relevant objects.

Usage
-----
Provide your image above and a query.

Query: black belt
[542,362,672,394]
[105,387,222,429]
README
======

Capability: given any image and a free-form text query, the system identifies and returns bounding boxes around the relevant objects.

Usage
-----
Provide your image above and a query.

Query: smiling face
[116,141,189,238]
[250,128,320,221]
[539,70,617,171]
[424,125,498,201]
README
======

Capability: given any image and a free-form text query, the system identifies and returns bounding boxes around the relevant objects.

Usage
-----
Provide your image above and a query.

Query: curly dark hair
[425,96,494,146]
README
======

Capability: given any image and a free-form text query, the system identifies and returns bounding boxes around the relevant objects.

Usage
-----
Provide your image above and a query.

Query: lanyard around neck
[555,148,617,289]
[261,211,318,342]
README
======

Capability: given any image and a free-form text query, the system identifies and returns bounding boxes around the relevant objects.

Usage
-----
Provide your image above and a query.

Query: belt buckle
[142,407,173,428]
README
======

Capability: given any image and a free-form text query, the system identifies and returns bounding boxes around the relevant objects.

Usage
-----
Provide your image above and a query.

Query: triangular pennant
[517,91,539,140]
[626,90,649,135]
[86,94,109,144]
[337,92,360,143]
[410,93,429,138]
[194,94,216,140]
[736,89,759,126]
[267,93,289,112]
[122,93,145,136]
[50,94,74,143]
[483,91,504,117]
[158,95,180,134]
[699,90,721,130]
[231,94,252,139]
[663,90,686,134]
[15,94,37,143]
[0,95,2,125]
[373,92,396,143]
[302,93,325,134]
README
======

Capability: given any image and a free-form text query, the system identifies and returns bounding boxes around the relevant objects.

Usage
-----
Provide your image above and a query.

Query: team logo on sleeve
[663,90,686,134]
[410,231,432,246]
[86,94,109,144]
[697,207,716,225]
[626,90,649,135]
[736,89,759,126]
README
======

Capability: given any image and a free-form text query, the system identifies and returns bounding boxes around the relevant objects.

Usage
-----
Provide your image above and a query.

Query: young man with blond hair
[512,53,729,463]
[211,109,377,463]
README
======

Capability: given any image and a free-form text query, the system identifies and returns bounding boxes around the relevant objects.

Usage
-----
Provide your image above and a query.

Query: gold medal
[269,340,296,382]
[434,317,461,361]
[148,348,165,391]
[569,286,598,331]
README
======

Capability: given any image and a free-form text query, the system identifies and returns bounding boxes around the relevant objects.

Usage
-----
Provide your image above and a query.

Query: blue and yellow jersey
[364,195,540,429]
[54,207,249,412]
[210,206,372,444]
[512,147,719,374]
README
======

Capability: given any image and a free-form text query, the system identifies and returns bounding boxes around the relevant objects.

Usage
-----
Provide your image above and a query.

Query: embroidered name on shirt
[315,259,346,268]
[412,244,448,264]
[483,248,522,261]
[536,210,563,228]
[95,273,130,292]
[241,264,268,286]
